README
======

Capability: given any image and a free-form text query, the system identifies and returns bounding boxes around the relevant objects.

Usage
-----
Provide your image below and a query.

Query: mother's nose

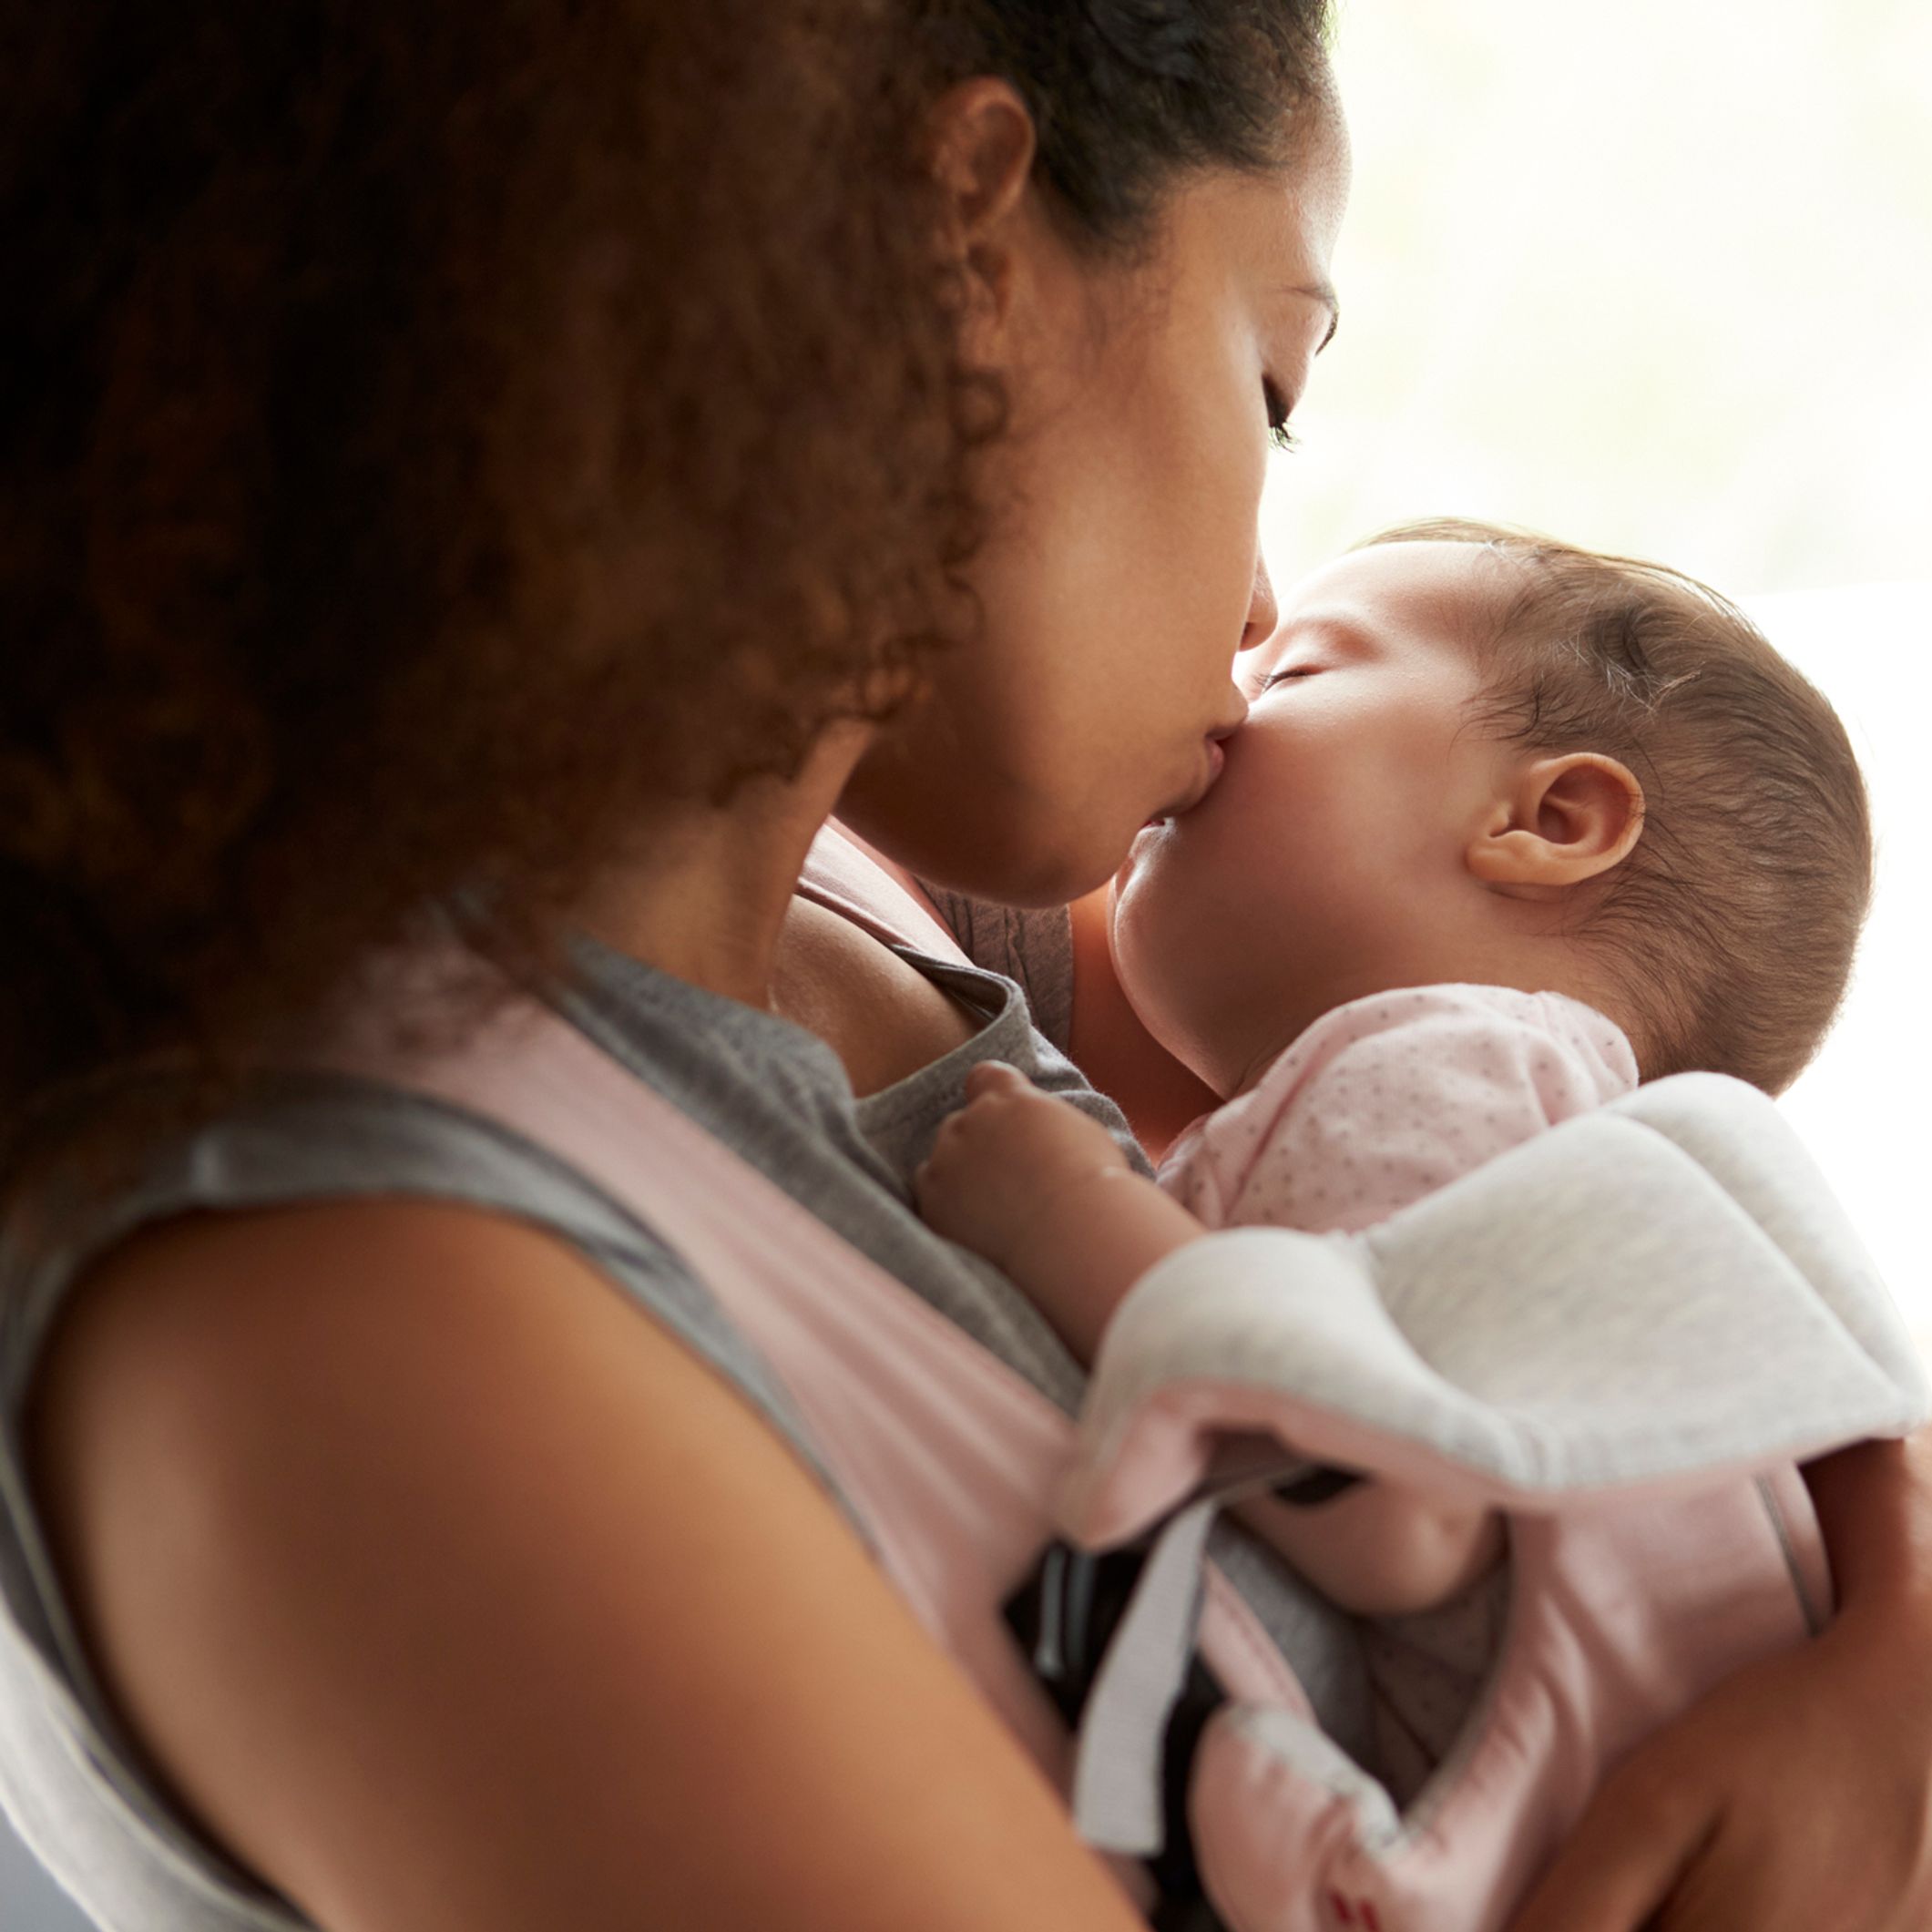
[1241,554,1280,654]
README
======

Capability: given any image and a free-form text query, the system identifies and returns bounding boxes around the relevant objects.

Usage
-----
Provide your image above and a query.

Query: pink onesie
[1156,984,1642,1796]
[1053,981,1899,1927]
[1160,984,1640,1236]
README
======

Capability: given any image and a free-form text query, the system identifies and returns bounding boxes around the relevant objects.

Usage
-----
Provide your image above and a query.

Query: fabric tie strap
[1071,1497,1221,1855]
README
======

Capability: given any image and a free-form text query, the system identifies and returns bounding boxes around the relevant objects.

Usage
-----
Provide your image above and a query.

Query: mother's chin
[836,785,1146,911]
[835,735,1198,912]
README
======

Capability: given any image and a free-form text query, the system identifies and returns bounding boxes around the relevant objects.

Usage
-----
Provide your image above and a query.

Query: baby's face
[1108,540,1518,1093]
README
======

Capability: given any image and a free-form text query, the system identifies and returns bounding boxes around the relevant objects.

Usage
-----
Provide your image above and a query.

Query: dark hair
[927,0,1335,253]
[1365,519,1873,1094]
[1,1,1336,1179]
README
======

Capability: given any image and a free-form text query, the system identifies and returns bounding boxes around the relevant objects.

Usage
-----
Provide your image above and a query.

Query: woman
[2,4,1927,1928]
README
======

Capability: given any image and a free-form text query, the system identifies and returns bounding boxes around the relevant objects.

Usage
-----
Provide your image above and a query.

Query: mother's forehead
[1158,120,1347,282]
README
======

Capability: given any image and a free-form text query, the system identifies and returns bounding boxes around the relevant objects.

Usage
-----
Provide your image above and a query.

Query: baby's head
[1109,519,1872,1098]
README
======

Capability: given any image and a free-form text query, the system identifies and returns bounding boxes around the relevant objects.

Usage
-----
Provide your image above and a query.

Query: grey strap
[1071,1498,1221,1855]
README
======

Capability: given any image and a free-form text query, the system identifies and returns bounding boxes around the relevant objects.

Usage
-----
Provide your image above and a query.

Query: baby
[915,516,1874,1623]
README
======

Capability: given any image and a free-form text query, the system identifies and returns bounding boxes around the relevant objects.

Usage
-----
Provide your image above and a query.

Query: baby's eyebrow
[1269,610,1374,661]
[1239,610,1372,692]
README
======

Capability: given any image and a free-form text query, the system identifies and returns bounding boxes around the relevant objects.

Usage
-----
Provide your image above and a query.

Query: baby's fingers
[962,1058,1031,1101]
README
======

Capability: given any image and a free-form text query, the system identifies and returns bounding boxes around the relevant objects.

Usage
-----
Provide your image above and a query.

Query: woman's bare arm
[26,1200,1150,1932]
[1802,1429,1932,1617]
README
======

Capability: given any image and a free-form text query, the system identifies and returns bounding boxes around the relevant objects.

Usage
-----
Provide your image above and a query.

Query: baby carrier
[312,832,1928,1932]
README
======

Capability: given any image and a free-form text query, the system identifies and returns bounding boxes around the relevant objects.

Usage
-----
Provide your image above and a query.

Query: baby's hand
[915,1062,1132,1277]
[918,1062,1209,1366]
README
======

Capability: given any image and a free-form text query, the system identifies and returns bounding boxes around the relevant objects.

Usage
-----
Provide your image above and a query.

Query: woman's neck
[573,721,987,1093]
[574,721,874,1011]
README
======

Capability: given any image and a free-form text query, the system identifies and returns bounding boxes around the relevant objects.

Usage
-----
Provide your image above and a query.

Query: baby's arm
[914,1059,1202,1365]
[915,1063,1502,1615]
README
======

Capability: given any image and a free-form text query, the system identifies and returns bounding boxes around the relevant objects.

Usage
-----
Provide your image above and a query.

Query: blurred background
[4,2,1928,1926]
[1265,0,1931,1345]
[1271,0,1931,591]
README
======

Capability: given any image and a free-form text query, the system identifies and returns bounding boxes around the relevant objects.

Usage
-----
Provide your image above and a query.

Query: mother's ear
[1466,752,1645,893]
[925,78,1038,346]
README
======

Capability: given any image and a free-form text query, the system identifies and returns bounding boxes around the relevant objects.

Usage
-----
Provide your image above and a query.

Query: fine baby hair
[1363,517,1874,1095]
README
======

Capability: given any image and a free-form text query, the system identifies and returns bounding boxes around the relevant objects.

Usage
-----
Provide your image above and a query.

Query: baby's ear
[1466,753,1645,894]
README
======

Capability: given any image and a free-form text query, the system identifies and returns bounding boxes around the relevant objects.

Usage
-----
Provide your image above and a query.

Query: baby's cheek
[1108,861,1231,1078]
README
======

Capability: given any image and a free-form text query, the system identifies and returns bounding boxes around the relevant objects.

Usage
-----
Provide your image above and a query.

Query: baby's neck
[1067,888,1221,1163]
[1073,890,1641,1143]
[1224,942,1638,1100]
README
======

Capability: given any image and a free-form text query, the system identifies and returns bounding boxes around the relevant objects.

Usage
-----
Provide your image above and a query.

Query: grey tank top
[0,900,1361,1931]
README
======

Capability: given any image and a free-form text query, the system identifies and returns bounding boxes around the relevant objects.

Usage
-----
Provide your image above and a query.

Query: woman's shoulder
[25,1196,595,1582]
[25,1191,713,1619]
[22,1186,1144,1932]
[911,883,1077,1054]
[3,1072,810,1480]
[0,1068,838,1925]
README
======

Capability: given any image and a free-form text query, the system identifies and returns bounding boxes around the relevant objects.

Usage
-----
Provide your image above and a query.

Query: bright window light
[1264,1,1932,1344]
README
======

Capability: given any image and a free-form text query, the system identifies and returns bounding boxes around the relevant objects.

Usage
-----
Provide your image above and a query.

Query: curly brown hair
[1364,519,1873,1093]
[2,0,1332,1176]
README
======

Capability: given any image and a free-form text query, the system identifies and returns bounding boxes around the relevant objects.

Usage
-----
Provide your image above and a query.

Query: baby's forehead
[1273,539,1519,660]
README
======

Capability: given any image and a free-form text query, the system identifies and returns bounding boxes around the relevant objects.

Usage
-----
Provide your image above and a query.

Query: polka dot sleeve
[1157,984,1641,1237]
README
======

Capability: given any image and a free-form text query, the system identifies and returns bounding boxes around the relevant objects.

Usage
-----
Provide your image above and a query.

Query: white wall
[1749,586,1932,1348]
[1266,0,1932,594]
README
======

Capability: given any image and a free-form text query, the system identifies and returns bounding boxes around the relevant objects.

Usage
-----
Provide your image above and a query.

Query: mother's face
[840,110,1350,907]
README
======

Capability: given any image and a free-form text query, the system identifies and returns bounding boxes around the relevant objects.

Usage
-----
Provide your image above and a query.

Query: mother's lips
[1145,734,1229,825]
